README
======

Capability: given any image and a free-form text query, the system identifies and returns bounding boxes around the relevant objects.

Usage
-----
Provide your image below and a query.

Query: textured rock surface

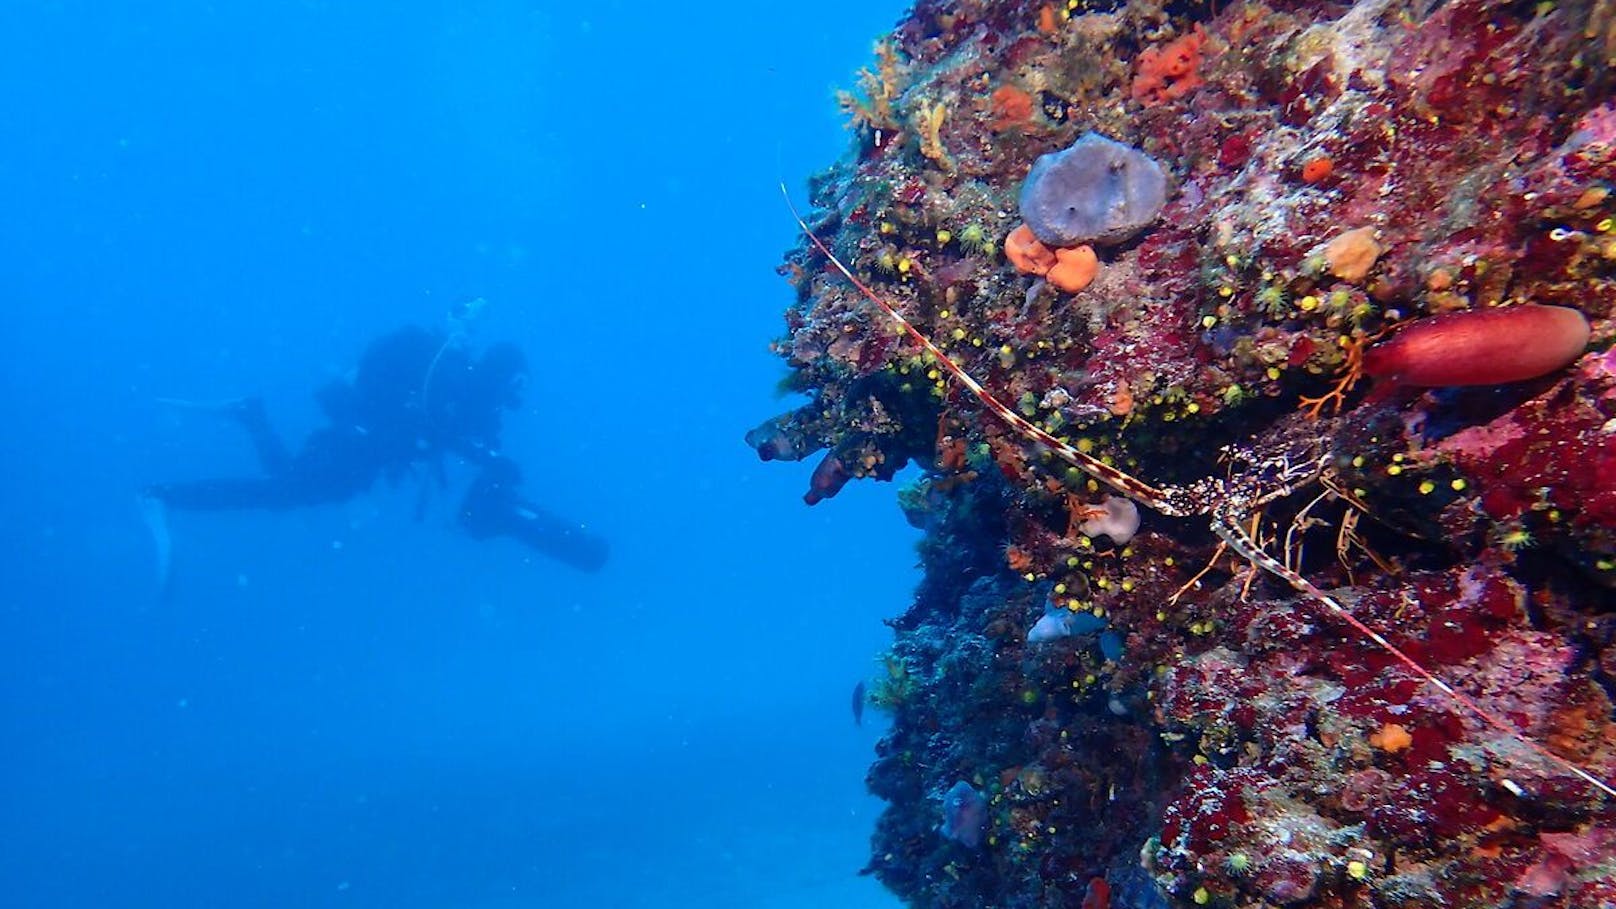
[756,1,1616,906]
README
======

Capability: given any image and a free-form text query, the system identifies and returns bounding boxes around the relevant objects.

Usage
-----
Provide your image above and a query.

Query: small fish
[852,680,867,726]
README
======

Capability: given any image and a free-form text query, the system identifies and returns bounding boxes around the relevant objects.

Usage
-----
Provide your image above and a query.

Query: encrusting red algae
[751,2,1616,906]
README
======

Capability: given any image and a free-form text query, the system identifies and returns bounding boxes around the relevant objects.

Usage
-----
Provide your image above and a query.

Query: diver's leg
[481,500,610,572]
[230,397,292,476]
[144,477,292,511]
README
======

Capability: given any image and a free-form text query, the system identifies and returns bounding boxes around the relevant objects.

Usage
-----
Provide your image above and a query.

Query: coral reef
[753,1,1616,906]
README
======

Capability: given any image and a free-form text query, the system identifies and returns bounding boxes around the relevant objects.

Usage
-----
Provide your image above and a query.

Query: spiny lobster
[783,186,1616,802]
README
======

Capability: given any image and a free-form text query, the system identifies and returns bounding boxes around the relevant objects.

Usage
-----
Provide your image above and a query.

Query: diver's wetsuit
[458,457,610,573]
[149,402,384,510]
[146,326,609,572]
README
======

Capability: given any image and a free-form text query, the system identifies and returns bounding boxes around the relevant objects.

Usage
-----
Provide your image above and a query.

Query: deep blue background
[0,3,914,906]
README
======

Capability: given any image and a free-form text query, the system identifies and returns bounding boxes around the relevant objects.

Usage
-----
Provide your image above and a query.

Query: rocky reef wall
[753,1,1616,906]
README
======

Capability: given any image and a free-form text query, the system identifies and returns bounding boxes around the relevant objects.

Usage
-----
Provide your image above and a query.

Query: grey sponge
[1018,133,1168,247]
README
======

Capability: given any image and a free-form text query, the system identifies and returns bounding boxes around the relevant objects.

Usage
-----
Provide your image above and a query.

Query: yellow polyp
[936,229,952,244]
[1192,754,1208,765]
[950,327,966,340]
[1193,886,1210,905]
[1418,480,1435,494]
[1164,557,1175,566]
[939,309,951,319]
[972,337,983,346]
[1066,556,1079,568]
[879,221,895,234]
[1067,599,1082,610]
[1076,438,1094,453]
[1392,452,1405,462]
[1186,402,1200,414]
[1156,610,1166,621]
[1054,583,1067,595]
[1120,579,1134,592]
[1347,860,1368,880]
[1023,572,1037,582]
[926,369,940,380]
[1266,366,1281,380]
[1451,478,1467,491]
[1600,217,1614,232]
[1299,294,1320,311]
[1218,286,1233,298]
[1092,605,1105,617]
[1201,315,1218,328]
[1084,673,1096,684]
[1351,455,1364,467]
[897,257,912,274]
[1387,465,1403,476]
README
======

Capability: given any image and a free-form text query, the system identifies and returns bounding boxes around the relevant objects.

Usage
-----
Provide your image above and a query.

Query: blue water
[0,4,912,906]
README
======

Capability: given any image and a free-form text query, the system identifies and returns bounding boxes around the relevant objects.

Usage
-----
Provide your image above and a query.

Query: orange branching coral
[1131,26,1206,106]
[837,40,907,133]
[914,101,954,171]
[988,84,1036,131]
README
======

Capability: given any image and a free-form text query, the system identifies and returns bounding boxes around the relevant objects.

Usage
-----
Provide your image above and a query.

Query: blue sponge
[1018,132,1168,246]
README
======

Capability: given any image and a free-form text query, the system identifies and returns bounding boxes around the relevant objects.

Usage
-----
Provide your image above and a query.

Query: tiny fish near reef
[1364,303,1591,386]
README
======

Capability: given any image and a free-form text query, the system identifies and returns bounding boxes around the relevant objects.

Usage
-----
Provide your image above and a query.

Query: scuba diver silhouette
[142,302,609,582]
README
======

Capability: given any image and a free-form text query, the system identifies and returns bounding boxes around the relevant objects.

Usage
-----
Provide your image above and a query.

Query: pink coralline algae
[753,0,1616,906]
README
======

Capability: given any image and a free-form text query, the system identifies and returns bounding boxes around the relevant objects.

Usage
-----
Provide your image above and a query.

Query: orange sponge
[1007,223,1099,293]
[1006,223,1057,276]
[1048,245,1099,292]
[1131,27,1206,106]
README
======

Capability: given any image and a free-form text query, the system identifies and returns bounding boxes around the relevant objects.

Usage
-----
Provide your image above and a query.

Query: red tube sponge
[1362,304,1590,387]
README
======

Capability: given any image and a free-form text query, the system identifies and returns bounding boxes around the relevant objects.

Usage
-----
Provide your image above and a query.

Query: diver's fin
[138,494,173,596]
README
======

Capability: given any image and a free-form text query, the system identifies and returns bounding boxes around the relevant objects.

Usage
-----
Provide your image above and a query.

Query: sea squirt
[1363,303,1590,387]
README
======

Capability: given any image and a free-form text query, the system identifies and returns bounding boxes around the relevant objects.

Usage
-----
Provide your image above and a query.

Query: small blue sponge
[1018,132,1168,247]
